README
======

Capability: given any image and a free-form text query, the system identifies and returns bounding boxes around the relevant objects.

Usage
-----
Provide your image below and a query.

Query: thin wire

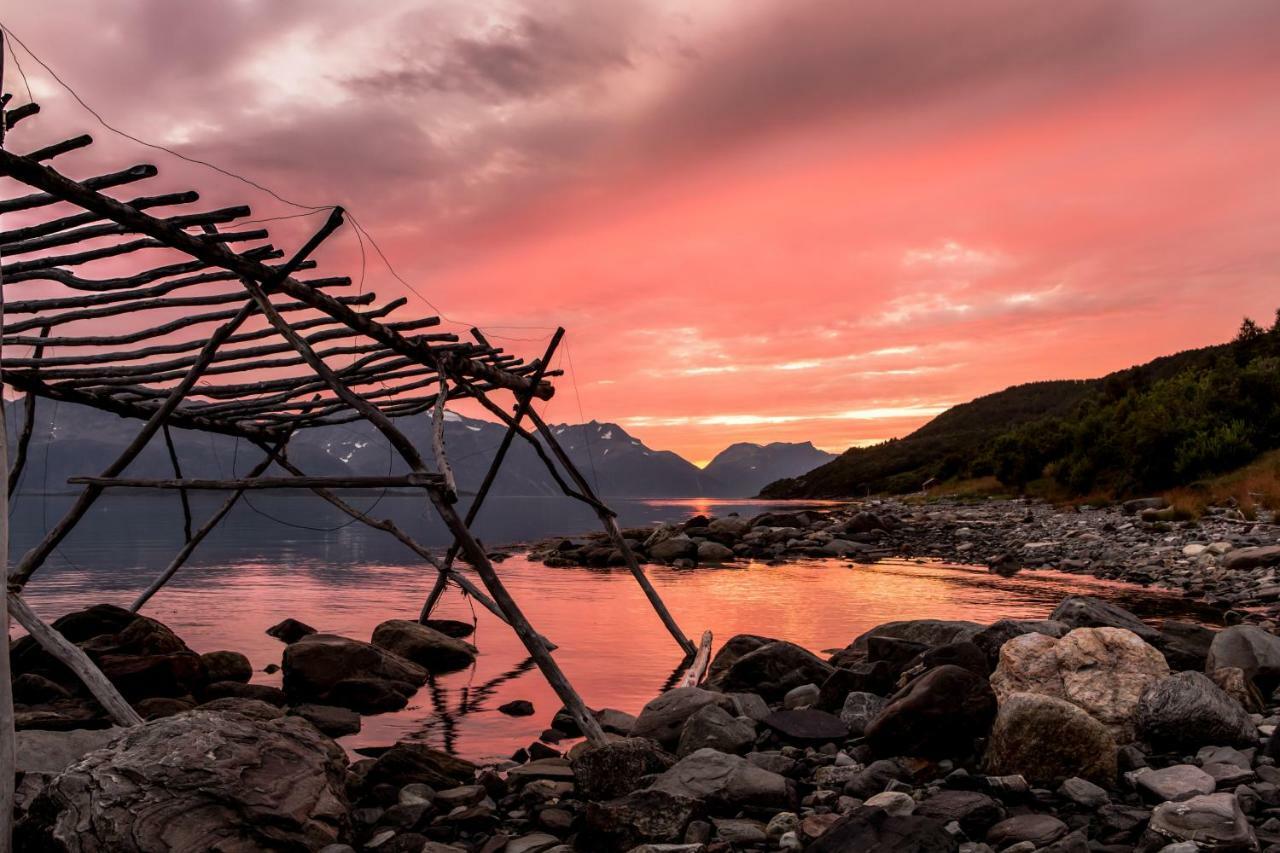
[3,30,33,103]
[565,340,601,495]
[0,22,332,213]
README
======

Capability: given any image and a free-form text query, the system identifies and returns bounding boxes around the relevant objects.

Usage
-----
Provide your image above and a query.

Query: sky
[4,1,1280,465]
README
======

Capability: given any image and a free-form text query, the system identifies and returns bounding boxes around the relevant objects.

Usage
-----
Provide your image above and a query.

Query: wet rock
[1206,624,1280,693]
[915,790,1006,837]
[986,813,1068,848]
[499,700,536,717]
[677,704,755,757]
[289,703,361,737]
[282,633,427,710]
[1142,792,1256,851]
[571,738,674,800]
[984,692,1117,787]
[714,641,835,702]
[839,691,887,736]
[1135,765,1215,803]
[840,619,986,664]
[1136,671,1255,749]
[326,678,413,714]
[199,650,251,684]
[1158,620,1215,671]
[421,618,475,639]
[1049,596,1161,644]
[631,687,733,749]
[990,627,1169,741]
[266,617,316,643]
[705,635,776,687]
[806,806,955,853]
[583,788,701,849]
[360,741,477,792]
[865,664,997,759]
[1058,777,1109,809]
[370,620,478,673]
[650,536,697,562]
[14,710,348,852]
[648,748,793,811]
[696,541,734,563]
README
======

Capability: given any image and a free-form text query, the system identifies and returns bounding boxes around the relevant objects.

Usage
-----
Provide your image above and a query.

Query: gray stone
[712,817,766,844]
[715,641,835,702]
[584,788,700,847]
[865,791,916,816]
[1049,596,1160,644]
[696,541,734,563]
[1135,765,1215,803]
[676,703,755,758]
[648,747,792,810]
[282,633,426,707]
[763,708,848,742]
[1221,545,1280,571]
[289,703,361,737]
[986,814,1068,848]
[806,808,955,852]
[1058,777,1109,808]
[632,687,733,749]
[650,536,697,562]
[1137,671,1255,749]
[985,692,1117,787]
[370,620,477,673]
[782,682,819,709]
[915,790,1006,838]
[839,691,887,737]
[1144,792,1256,851]
[14,727,124,773]
[199,650,252,684]
[572,737,674,800]
[866,664,996,759]
[1206,625,1280,692]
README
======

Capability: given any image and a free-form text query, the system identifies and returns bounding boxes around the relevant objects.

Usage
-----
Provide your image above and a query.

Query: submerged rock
[370,619,478,673]
[283,633,427,712]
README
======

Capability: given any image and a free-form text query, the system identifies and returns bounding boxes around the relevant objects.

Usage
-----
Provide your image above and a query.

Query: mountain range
[6,401,836,499]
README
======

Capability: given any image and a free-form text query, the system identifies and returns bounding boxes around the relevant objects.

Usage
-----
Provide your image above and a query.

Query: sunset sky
[6,1,1280,464]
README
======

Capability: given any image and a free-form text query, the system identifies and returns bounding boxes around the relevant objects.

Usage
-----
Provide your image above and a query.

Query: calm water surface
[12,494,1211,761]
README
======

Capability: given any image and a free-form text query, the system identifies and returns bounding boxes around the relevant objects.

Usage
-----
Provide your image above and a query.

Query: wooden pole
[161,424,193,542]
[677,631,714,688]
[420,329,563,621]
[7,595,142,727]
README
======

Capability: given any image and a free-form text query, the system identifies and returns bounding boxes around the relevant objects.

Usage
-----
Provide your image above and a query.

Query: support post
[7,595,142,726]
[420,329,563,621]
[161,424,192,542]
[7,326,47,497]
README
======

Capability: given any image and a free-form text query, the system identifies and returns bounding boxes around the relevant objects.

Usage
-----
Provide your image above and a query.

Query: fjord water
[12,493,1211,761]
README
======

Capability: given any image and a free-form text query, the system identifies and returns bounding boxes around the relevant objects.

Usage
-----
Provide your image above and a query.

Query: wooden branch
[0,205,251,256]
[677,631,714,688]
[1,227,267,276]
[22,134,93,163]
[131,437,292,612]
[0,191,198,245]
[7,327,47,497]
[7,594,143,727]
[0,163,157,214]
[161,424,193,542]
[432,381,458,499]
[3,102,38,131]
[2,243,280,290]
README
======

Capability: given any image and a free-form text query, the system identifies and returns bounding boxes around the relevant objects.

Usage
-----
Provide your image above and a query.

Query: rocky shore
[531,497,1280,621]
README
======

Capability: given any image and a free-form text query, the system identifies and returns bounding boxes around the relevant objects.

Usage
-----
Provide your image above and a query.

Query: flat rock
[1144,792,1257,851]
[806,807,955,852]
[1135,764,1215,803]
[914,790,1006,837]
[648,747,792,811]
[1049,596,1160,643]
[762,708,848,742]
[15,727,124,773]
[986,813,1069,848]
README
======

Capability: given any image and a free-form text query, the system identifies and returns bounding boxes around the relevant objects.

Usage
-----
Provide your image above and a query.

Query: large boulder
[631,687,733,749]
[676,703,755,757]
[15,710,349,852]
[1158,621,1216,672]
[648,748,793,811]
[1049,596,1160,644]
[282,633,427,711]
[198,651,252,685]
[971,619,1067,667]
[807,807,955,853]
[649,536,697,562]
[984,692,1117,787]
[713,641,835,701]
[583,788,701,849]
[865,665,997,759]
[705,635,777,688]
[832,619,984,668]
[990,627,1169,741]
[1205,624,1280,693]
[15,728,125,773]
[1136,671,1255,749]
[370,619,477,673]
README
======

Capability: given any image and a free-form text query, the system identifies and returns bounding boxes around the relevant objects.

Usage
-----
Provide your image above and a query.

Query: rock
[984,692,1117,787]
[266,617,316,643]
[282,633,427,708]
[1135,765,1215,803]
[504,833,560,853]
[12,673,72,704]
[650,536,697,562]
[987,814,1068,849]
[838,619,985,665]
[631,688,733,749]
[198,697,285,720]
[782,682,819,709]
[326,677,413,714]
[712,817,767,844]
[865,791,916,816]
[289,703,361,737]
[762,708,848,742]
[676,704,755,757]
[649,748,792,811]
[806,807,955,853]
[913,640,991,678]
[571,738,675,800]
[696,541,734,563]
[360,741,476,791]
[1210,666,1265,713]
[705,635,776,687]
[865,665,997,759]
[135,696,195,719]
[14,727,124,773]
[1221,544,1280,571]
[1158,621,1215,671]
[823,539,870,557]
[1136,671,1255,749]
[201,680,288,706]
[499,700,536,717]
[915,790,1006,837]
[421,618,475,638]
[15,710,348,851]
[1049,596,1160,644]
[371,620,478,673]
[597,707,639,735]
[990,627,1169,741]
[839,691,887,736]
[715,641,835,702]
[506,757,574,782]
[584,788,700,848]
[1143,792,1257,851]
[867,636,929,678]
[843,758,915,799]
[199,650,251,684]
[1123,497,1167,515]
[1206,624,1280,693]
[1058,777,1109,808]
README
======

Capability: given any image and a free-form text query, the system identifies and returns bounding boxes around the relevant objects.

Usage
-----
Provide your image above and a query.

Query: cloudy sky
[6,1,1280,463]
